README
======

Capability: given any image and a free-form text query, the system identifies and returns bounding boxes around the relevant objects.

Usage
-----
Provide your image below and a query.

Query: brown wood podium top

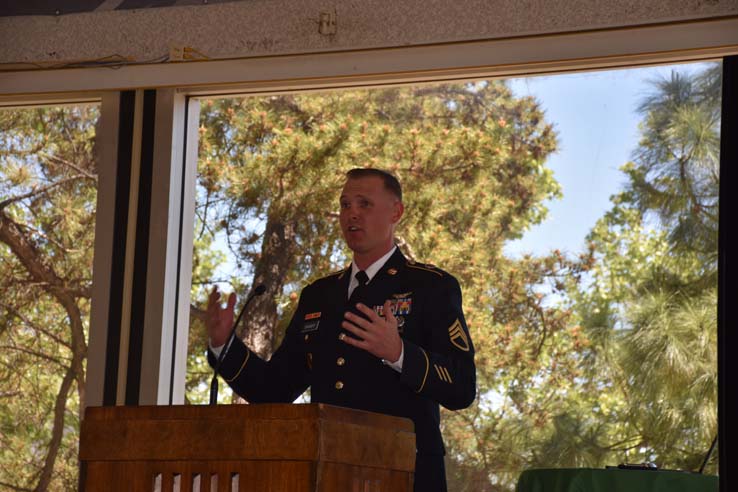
[79,403,416,492]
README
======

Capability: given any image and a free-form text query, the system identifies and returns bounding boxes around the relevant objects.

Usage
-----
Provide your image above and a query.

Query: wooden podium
[79,403,415,492]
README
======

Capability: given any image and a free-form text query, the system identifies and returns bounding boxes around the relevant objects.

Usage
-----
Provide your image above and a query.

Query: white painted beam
[1,17,737,100]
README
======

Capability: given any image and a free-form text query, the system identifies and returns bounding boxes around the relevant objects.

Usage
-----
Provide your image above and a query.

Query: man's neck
[353,244,395,270]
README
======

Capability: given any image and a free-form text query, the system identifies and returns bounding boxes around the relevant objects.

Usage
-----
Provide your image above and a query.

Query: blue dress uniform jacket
[208,248,476,492]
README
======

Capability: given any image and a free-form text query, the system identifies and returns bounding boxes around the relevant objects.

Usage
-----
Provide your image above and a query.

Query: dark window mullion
[125,89,157,405]
[103,90,136,406]
[718,55,736,492]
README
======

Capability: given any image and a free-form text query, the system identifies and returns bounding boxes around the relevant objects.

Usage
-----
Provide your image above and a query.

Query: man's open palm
[206,287,236,347]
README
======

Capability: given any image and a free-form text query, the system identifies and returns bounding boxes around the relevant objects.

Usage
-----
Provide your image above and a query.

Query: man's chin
[346,241,369,255]
[347,244,364,254]
[343,236,362,249]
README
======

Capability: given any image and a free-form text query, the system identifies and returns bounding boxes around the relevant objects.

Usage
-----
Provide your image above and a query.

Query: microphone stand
[209,284,266,405]
[698,435,718,473]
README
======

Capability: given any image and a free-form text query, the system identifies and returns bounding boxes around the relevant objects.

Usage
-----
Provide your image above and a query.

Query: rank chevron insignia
[448,319,470,352]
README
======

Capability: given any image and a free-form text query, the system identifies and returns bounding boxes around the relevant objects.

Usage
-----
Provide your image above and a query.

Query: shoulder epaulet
[406,260,443,277]
[319,266,349,281]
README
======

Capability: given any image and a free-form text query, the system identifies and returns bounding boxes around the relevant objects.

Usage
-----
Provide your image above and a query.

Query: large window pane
[186,61,720,490]
[0,104,99,490]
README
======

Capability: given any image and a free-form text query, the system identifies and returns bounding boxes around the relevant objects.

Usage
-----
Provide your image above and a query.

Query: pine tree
[569,62,721,473]
[193,81,593,488]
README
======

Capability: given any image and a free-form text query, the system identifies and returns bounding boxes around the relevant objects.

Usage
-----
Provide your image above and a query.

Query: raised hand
[206,286,237,347]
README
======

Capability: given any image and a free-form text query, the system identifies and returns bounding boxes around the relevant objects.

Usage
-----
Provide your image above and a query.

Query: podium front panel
[79,403,415,492]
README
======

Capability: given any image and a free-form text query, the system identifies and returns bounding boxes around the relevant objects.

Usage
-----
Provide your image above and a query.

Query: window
[185,61,720,489]
[0,104,100,490]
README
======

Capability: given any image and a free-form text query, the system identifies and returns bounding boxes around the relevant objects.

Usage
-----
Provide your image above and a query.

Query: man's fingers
[355,303,381,321]
[342,320,371,340]
[227,292,237,311]
[356,301,397,327]
[340,332,370,350]
[208,287,218,304]
[344,311,373,330]
[383,300,396,323]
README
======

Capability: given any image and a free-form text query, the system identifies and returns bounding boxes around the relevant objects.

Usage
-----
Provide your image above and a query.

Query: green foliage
[0,63,720,491]
[565,63,720,474]
[191,81,594,488]
[1,105,98,490]
[628,64,721,263]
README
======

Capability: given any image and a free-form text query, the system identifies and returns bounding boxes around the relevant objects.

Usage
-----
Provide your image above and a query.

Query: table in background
[516,468,718,492]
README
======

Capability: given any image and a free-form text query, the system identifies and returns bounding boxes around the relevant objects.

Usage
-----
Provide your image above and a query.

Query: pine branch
[38,152,97,180]
[0,345,70,368]
[602,435,643,451]
[12,219,69,255]
[0,302,72,349]
[0,480,33,492]
[0,175,89,211]
[0,207,88,405]
[0,211,86,303]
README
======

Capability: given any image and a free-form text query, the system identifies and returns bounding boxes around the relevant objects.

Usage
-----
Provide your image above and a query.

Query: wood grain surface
[79,403,415,492]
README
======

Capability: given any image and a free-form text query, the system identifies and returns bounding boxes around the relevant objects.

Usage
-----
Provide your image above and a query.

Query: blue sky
[503,61,714,258]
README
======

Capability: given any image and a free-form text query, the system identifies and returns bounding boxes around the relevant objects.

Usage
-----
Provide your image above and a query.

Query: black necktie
[349,270,369,303]
[356,270,369,287]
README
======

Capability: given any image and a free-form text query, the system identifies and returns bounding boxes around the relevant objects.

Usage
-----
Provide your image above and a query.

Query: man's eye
[360,200,370,207]
[340,202,350,209]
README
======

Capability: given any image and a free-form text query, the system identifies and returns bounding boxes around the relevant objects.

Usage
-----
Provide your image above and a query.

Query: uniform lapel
[335,265,352,304]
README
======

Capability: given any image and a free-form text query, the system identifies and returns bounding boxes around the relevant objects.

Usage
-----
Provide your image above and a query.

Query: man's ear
[392,201,405,224]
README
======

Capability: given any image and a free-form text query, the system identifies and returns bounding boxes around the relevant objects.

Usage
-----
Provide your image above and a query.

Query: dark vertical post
[125,89,157,405]
[102,90,135,406]
[718,55,736,492]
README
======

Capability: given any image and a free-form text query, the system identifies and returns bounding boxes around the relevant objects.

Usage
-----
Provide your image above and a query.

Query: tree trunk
[0,211,88,491]
[240,213,297,360]
[33,363,75,492]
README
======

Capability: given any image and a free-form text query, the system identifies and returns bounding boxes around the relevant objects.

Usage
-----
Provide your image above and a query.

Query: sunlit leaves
[567,63,720,473]
[0,105,98,490]
[192,81,593,489]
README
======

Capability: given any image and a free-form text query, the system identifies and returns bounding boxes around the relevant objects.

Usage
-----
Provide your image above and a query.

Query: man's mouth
[348,226,362,232]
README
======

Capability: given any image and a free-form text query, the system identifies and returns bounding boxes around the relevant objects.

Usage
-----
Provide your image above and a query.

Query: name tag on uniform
[302,312,321,333]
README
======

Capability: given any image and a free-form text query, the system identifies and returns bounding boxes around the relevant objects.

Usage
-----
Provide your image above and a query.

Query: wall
[1,0,738,68]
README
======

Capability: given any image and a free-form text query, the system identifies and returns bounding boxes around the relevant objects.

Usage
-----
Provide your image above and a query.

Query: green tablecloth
[516,468,718,492]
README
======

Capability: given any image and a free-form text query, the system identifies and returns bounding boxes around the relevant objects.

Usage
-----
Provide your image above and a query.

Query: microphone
[209,283,266,405]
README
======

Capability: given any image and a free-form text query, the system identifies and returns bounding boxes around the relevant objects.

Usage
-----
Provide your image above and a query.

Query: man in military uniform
[207,168,476,492]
